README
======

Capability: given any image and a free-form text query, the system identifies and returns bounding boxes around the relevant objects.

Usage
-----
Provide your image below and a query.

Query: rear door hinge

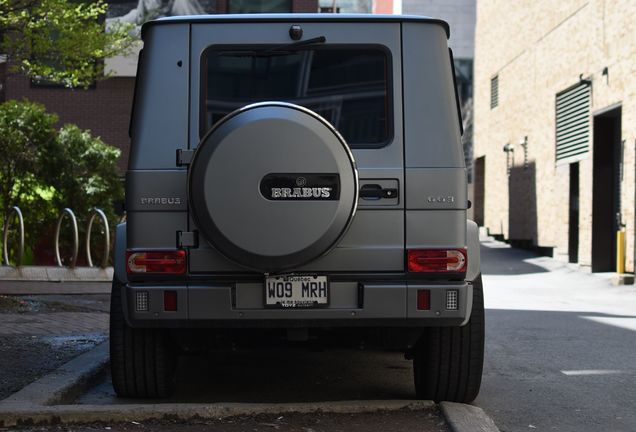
[176,149,195,166]
[177,231,198,248]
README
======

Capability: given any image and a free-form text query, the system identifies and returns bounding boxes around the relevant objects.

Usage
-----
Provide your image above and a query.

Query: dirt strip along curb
[0,342,109,407]
[440,401,500,432]
[0,281,111,295]
[0,400,435,427]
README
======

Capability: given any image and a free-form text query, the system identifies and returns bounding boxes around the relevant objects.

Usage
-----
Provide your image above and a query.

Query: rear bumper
[124,279,471,328]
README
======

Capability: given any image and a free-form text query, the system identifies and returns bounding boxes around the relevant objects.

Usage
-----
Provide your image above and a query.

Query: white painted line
[561,369,625,376]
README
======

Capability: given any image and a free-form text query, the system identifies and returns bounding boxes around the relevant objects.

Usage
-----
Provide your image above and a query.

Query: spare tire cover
[189,102,358,273]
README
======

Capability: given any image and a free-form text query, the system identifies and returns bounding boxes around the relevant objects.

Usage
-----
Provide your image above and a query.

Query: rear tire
[413,275,485,403]
[109,280,176,398]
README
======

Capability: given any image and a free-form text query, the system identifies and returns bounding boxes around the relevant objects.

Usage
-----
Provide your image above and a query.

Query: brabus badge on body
[427,195,455,204]
[260,174,340,201]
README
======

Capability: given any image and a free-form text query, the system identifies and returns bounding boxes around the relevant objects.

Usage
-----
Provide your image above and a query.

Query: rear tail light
[408,249,467,273]
[164,290,178,311]
[417,289,431,310]
[126,250,186,274]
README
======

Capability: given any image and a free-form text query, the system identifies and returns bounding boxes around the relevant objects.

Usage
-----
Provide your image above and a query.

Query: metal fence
[2,206,111,268]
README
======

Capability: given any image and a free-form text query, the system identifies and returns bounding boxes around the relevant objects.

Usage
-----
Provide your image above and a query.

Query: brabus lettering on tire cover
[260,173,340,201]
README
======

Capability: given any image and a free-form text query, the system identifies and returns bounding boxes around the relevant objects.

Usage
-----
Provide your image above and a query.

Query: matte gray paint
[126,170,187,212]
[145,14,450,38]
[406,283,467,319]
[189,209,404,272]
[402,23,464,168]
[121,18,477,328]
[405,168,467,210]
[127,212,188,249]
[406,210,466,248]
[127,282,466,322]
[114,223,128,284]
[127,285,188,320]
[128,24,190,170]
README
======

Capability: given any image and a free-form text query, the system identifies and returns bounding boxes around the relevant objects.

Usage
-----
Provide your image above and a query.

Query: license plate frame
[264,274,329,308]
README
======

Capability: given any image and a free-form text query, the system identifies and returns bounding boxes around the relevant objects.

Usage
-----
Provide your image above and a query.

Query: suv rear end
[111,14,483,403]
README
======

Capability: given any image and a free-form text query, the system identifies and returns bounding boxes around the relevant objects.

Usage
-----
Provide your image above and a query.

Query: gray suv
[111,13,484,403]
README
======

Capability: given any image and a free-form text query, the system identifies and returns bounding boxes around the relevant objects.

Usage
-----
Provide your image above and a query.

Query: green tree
[0,0,136,88]
[46,124,123,229]
[0,100,123,264]
[0,99,58,219]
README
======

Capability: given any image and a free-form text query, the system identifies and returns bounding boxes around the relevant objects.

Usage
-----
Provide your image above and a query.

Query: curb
[0,400,435,427]
[0,281,111,295]
[440,401,500,432]
[0,341,109,408]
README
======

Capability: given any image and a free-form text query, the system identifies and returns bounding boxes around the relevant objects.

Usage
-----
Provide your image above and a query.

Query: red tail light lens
[417,289,431,310]
[126,250,186,274]
[408,249,467,273]
[164,290,178,311]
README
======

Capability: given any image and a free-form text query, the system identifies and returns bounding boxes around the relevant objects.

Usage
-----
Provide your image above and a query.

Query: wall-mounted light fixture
[503,143,514,176]
[520,136,528,170]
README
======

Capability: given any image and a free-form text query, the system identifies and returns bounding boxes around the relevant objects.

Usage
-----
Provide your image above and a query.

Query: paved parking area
[475,238,636,432]
[0,295,109,401]
[0,312,108,336]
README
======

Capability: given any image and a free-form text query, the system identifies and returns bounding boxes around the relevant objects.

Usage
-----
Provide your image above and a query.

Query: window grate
[490,75,499,109]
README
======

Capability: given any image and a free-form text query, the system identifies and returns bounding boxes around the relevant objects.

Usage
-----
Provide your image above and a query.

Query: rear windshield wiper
[220,36,327,57]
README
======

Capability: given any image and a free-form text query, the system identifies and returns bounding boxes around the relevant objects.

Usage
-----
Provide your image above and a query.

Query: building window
[490,74,498,109]
[201,45,391,148]
[228,0,292,13]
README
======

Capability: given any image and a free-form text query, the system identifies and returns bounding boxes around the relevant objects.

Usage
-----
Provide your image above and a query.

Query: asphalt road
[476,238,636,432]
[80,348,416,404]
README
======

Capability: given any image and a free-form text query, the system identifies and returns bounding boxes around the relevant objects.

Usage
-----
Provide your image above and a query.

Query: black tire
[413,275,485,403]
[109,280,176,398]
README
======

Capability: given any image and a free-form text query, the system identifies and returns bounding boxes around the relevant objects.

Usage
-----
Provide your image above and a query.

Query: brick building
[0,0,319,171]
[473,0,636,273]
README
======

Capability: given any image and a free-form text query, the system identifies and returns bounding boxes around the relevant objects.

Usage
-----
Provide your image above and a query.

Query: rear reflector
[417,289,431,310]
[164,290,178,312]
[126,250,186,274]
[446,289,459,310]
[408,249,467,273]
[135,291,149,312]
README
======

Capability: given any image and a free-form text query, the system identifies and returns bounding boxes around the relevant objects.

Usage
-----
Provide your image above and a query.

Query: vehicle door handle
[359,184,398,200]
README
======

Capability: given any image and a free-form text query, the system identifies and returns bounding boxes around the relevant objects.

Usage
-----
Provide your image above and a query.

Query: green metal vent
[555,83,591,163]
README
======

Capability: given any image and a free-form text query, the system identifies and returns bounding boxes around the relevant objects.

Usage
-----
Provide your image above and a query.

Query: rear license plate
[265,275,329,308]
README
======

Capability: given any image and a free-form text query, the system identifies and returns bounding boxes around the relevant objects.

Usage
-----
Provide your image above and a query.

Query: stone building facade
[473,0,636,273]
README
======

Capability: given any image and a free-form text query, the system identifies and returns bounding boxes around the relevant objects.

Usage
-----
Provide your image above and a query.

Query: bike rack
[54,208,79,268]
[2,206,25,267]
[85,208,110,268]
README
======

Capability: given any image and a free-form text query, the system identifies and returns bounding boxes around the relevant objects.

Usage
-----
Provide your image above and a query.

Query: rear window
[200,46,392,148]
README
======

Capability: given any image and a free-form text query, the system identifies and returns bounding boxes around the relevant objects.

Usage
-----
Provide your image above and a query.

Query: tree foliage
[0,100,123,264]
[0,0,136,88]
